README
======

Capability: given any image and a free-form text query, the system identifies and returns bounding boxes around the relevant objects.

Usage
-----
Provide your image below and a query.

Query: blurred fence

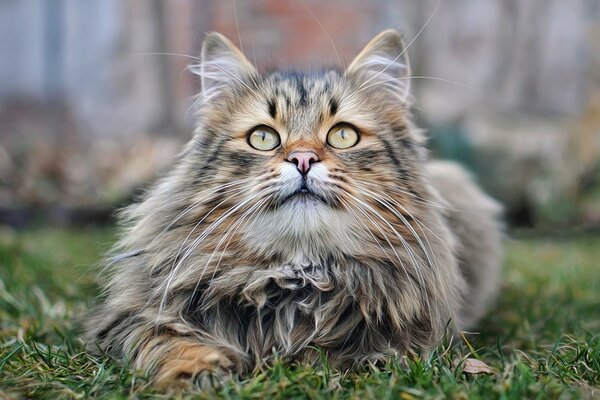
[1,0,599,229]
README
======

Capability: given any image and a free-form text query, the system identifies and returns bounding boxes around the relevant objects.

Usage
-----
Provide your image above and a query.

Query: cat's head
[187,30,428,259]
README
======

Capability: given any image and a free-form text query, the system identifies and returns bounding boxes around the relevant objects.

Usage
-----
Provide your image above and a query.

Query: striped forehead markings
[292,75,308,107]
[268,98,277,119]
[264,73,341,124]
[329,98,339,116]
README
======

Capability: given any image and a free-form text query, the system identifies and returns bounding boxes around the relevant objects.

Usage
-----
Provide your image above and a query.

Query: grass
[0,227,599,399]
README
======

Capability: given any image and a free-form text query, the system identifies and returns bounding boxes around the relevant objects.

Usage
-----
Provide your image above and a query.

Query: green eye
[248,126,280,151]
[327,124,359,149]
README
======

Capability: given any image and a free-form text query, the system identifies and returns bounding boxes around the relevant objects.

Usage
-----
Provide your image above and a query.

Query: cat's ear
[346,29,411,104]
[199,32,257,102]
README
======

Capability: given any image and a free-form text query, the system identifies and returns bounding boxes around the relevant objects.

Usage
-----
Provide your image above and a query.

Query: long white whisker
[232,0,244,55]
[184,195,269,314]
[202,61,259,97]
[344,191,433,319]
[343,195,413,288]
[356,186,437,271]
[137,52,201,62]
[101,179,255,280]
[168,184,255,272]
[376,190,453,251]
[355,0,443,92]
[357,188,448,319]
[298,2,343,68]
[156,184,259,321]
[354,75,479,95]
[156,184,273,318]
[346,193,436,325]
[358,187,456,322]
[196,196,269,290]
[353,176,457,212]
[212,196,268,275]
[189,195,272,313]
[338,197,402,272]
[150,178,256,248]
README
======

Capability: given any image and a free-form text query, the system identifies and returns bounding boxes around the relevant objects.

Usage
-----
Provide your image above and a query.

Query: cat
[85,29,503,387]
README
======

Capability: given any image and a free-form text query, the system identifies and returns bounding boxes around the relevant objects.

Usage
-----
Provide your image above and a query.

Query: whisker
[232,0,244,55]
[197,196,269,287]
[156,184,275,323]
[298,2,344,68]
[149,178,256,248]
[354,0,443,92]
[343,194,413,285]
[338,197,402,271]
[352,176,460,212]
[356,186,438,270]
[187,195,271,310]
[156,184,259,320]
[356,187,447,319]
[376,190,453,251]
[137,52,202,62]
[201,61,259,97]
[100,179,253,280]
[360,188,455,321]
[155,181,256,270]
[344,190,433,319]
[354,75,480,95]
[228,0,262,97]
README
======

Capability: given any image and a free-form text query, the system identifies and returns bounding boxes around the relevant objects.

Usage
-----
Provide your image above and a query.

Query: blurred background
[1,0,599,232]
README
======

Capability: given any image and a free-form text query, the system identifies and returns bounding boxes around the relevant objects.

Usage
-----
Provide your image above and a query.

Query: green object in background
[428,124,476,172]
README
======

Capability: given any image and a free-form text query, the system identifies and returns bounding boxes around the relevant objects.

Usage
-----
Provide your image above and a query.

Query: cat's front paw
[154,342,235,388]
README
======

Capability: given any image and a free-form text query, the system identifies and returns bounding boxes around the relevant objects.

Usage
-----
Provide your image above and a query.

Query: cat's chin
[241,198,358,260]
[281,192,327,208]
[277,185,329,208]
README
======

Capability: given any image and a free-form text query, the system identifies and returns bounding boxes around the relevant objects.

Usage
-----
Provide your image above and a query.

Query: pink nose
[287,151,319,175]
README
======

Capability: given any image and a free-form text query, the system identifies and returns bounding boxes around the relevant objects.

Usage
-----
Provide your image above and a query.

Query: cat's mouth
[280,183,328,206]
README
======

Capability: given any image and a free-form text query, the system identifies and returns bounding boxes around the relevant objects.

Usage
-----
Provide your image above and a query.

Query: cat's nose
[287,151,319,175]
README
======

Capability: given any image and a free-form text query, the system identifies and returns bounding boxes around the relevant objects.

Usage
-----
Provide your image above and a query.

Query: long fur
[85,30,503,384]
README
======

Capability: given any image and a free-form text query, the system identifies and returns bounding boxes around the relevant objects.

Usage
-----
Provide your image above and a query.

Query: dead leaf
[456,358,495,375]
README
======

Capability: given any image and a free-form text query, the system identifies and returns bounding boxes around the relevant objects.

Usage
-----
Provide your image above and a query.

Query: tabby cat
[86,30,503,386]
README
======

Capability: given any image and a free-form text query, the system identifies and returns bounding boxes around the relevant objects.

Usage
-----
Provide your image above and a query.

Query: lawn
[0,227,599,399]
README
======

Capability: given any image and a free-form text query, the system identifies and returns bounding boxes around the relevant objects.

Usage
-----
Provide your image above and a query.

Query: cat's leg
[86,308,239,387]
[136,335,234,387]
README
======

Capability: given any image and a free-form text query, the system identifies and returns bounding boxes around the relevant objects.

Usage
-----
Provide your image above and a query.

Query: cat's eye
[247,126,280,151]
[327,124,360,149]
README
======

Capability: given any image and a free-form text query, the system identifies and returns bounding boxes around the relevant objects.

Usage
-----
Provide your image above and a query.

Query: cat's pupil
[260,131,266,141]
[340,130,346,139]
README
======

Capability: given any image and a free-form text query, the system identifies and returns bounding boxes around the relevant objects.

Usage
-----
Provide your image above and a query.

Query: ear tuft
[346,29,411,104]
[195,32,257,103]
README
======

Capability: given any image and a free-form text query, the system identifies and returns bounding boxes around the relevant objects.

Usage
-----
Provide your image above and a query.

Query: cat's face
[189,31,425,259]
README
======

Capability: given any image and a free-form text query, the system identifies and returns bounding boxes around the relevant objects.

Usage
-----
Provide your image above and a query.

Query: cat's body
[86,30,502,386]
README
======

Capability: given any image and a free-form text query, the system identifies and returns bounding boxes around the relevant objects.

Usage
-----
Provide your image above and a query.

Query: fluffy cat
[86,30,503,386]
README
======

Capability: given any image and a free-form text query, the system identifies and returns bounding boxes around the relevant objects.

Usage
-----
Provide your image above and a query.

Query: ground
[0,228,598,399]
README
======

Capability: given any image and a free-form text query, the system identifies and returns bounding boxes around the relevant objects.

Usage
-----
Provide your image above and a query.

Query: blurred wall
[1,0,599,228]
